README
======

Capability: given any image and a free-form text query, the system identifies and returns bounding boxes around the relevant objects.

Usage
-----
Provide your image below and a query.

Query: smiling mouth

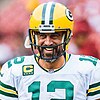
[43,48,54,57]
[45,48,53,51]
[44,48,53,54]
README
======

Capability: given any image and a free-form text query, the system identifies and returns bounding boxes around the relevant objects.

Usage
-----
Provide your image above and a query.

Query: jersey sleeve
[0,61,18,100]
[87,59,100,99]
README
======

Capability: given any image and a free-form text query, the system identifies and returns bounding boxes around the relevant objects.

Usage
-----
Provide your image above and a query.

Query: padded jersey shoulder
[70,54,98,66]
[1,55,35,77]
[66,54,99,74]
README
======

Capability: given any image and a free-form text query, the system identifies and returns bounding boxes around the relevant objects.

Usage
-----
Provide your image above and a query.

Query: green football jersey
[0,54,100,100]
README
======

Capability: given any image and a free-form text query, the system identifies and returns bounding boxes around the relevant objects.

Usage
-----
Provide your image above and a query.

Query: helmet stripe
[49,2,55,24]
[41,3,47,24]
[41,2,55,25]
[45,2,52,25]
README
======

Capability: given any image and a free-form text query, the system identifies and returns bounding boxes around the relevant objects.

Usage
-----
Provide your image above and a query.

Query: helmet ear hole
[62,29,72,51]
[64,29,72,45]
[29,29,35,50]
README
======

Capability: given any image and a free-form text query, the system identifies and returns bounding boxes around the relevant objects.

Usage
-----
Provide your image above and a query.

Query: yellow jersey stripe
[0,86,18,95]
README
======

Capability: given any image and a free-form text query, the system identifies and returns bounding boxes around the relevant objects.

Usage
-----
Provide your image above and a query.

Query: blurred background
[0,0,100,69]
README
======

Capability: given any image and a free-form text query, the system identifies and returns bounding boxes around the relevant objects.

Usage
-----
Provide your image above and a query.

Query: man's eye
[50,34,59,39]
[39,34,46,39]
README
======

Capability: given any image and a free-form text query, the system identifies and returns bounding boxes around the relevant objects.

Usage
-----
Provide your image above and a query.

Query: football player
[0,1,100,100]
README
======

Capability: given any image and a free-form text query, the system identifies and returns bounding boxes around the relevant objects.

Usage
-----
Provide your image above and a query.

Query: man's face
[36,32,63,59]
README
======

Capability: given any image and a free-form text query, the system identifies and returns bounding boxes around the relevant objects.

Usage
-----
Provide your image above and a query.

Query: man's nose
[44,36,53,45]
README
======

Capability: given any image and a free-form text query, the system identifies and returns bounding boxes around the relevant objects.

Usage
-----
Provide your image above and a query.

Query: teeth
[46,48,53,50]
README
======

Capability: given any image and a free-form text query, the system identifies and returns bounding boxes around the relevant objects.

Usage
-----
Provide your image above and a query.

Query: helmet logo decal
[65,8,73,21]
[42,2,55,25]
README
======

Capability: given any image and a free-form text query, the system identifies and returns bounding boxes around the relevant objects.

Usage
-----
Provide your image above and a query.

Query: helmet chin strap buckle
[39,24,55,33]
